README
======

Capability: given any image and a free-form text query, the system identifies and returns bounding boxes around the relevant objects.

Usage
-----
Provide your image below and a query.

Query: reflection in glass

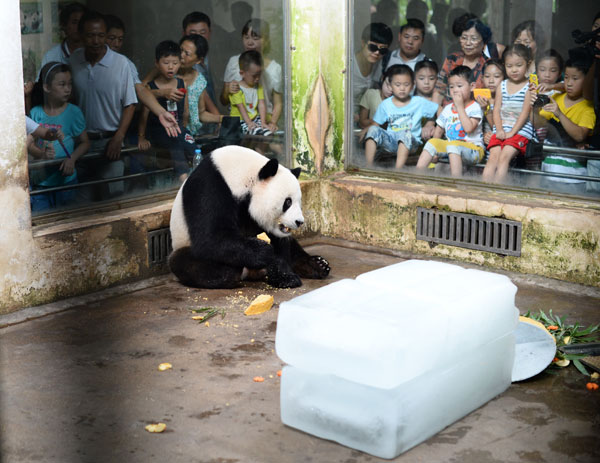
[350,0,600,198]
[22,0,287,217]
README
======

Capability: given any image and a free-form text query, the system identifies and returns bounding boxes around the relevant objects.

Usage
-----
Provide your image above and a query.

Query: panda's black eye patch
[283,197,292,212]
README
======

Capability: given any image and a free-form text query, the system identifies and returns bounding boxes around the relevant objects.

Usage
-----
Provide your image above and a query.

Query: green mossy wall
[290,0,346,175]
[302,177,600,287]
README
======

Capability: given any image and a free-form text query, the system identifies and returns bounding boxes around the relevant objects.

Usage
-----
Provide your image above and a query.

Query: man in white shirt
[70,10,137,196]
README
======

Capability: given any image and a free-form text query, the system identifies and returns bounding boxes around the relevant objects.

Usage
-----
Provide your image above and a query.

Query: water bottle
[193,148,202,169]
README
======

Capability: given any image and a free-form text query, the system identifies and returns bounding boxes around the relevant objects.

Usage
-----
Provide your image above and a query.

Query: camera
[572,28,600,46]
[533,94,550,109]
[570,28,600,65]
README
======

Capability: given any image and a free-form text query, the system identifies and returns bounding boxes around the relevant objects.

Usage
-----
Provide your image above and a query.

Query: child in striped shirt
[482,44,535,183]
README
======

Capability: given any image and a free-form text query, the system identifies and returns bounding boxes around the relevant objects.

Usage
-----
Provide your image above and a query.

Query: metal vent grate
[148,228,172,266]
[416,207,522,256]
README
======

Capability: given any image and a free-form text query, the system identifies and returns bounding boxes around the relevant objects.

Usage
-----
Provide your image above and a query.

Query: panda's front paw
[293,255,330,279]
[247,239,276,268]
[266,264,302,288]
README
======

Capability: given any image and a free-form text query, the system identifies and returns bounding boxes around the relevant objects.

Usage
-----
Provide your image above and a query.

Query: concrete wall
[308,177,600,287]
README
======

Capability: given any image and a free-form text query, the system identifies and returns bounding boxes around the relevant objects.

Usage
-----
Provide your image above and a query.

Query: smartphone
[529,74,539,87]
[473,88,492,99]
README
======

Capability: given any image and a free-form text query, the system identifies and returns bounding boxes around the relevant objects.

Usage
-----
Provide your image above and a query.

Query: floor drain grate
[416,207,522,256]
[148,228,172,266]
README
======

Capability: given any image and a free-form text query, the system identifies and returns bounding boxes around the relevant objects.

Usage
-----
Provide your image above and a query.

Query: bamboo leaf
[572,359,590,376]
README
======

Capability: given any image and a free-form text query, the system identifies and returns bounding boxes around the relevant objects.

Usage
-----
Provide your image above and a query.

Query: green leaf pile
[524,309,600,376]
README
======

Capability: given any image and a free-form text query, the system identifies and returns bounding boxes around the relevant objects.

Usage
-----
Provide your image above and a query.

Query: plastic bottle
[193,148,202,169]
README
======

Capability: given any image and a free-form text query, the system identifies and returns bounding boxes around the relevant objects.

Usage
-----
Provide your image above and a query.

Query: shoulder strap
[488,42,499,60]
[381,51,391,76]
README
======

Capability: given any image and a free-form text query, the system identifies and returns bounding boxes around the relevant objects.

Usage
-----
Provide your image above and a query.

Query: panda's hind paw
[294,255,330,279]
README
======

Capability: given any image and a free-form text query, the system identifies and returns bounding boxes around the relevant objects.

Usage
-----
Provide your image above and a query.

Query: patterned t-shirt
[437,101,483,146]
[373,95,439,144]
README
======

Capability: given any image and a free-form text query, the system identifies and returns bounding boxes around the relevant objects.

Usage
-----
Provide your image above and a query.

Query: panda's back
[170,147,260,251]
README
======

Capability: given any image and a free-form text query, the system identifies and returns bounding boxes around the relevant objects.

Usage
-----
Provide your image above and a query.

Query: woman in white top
[221,18,281,133]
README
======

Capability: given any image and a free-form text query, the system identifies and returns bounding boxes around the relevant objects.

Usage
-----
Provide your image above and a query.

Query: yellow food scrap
[256,232,271,244]
[145,423,166,433]
[192,315,204,320]
[158,363,172,371]
[244,295,274,316]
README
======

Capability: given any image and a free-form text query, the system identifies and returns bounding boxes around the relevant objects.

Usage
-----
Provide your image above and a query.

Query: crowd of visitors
[24,3,282,210]
[23,2,600,212]
[354,9,600,195]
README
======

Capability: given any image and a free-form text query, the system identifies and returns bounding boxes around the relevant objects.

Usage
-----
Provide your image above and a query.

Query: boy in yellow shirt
[534,59,596,194]
[229,50,272,136]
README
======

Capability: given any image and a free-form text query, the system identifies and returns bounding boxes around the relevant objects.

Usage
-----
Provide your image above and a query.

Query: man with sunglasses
[354,22,393,121]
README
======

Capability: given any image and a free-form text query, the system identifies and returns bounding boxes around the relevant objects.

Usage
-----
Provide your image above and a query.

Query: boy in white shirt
[415,65,484,177]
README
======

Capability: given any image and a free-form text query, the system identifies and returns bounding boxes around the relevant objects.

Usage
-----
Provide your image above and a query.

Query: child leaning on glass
[476,59,505,149]
[415,65,484,177]
[482,44,535,183]
[363,64,438,169]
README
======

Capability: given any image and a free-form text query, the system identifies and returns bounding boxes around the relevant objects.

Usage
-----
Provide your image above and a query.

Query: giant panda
[168,145,330,289]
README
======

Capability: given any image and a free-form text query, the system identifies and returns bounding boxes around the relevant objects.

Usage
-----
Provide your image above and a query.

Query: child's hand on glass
[43,142,55,159]
[60,157,76,176]
[247,120,258,131]
[24,81,34,97]
[358,127,368,143]
[266,122,278,133]
[138,137,151,151]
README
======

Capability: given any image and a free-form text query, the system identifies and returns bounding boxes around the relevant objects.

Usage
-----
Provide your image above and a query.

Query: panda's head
[249,158,303,238]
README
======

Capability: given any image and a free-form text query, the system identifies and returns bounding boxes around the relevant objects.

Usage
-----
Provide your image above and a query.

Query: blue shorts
[365,126,419,153]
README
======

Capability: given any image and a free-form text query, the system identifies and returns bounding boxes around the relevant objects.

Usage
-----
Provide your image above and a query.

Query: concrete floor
[1,243,599,463]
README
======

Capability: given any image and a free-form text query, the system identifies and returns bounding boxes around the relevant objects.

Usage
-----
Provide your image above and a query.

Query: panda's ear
[290,167,301,179]
[258,158,279,180]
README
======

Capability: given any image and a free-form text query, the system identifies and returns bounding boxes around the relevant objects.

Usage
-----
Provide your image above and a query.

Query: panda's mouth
[278,223,291,234]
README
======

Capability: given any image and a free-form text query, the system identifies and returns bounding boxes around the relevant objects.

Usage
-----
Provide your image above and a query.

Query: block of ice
[280,332,515,459]
[276,260,518,389]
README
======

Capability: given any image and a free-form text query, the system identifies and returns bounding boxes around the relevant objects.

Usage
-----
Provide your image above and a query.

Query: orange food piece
[253,376,265,382]
[587,382,599,390]
[244,295,274,316]
[277,370,282,377]
[547,325,559,330]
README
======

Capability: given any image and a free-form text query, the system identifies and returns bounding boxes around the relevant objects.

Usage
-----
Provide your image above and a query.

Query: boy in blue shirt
[364,64,438,169]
